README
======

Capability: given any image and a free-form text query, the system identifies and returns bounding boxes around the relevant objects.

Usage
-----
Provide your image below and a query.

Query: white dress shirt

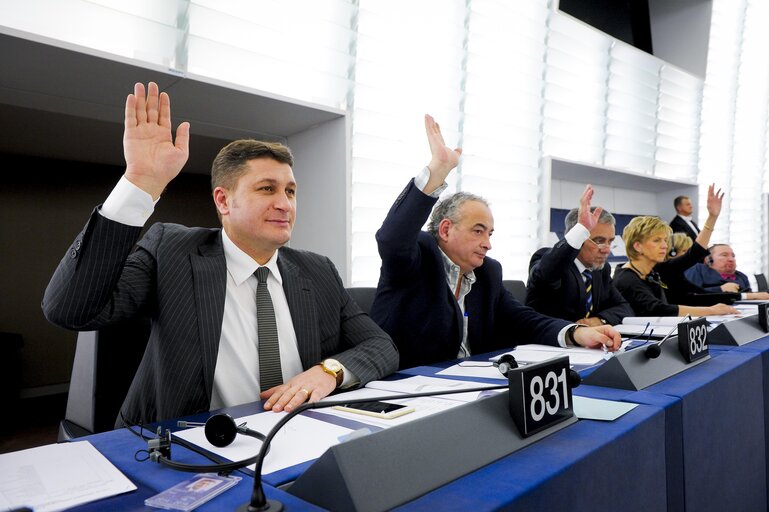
[678,214,700,235]
[100,177,317,409]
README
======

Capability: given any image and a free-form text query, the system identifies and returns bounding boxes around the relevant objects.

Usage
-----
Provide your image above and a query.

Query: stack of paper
[0,441,136,512]
[614,316,689,337]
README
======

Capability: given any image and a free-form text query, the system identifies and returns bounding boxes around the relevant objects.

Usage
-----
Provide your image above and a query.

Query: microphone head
[645,343,662,359]
[495,354,518,377]
[204,413,238,447]
[568,369,581,389]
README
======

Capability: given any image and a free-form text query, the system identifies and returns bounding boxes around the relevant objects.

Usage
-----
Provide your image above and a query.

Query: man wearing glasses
[526,186,634,326]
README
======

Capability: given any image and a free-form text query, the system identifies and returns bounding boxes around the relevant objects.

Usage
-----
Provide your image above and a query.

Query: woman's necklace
[629,261,647,278]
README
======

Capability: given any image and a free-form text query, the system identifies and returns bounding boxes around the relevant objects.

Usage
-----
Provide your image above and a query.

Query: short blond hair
[623,216,672,260]
[669,232,693,258]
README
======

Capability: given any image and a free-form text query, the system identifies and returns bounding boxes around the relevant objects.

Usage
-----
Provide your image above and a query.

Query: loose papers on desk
[313,376,497,429]
[174,412,352,475]
[175,376,498,474]
[616,311,754,335]
[614,316,688,337]
[436,344,614,381]
[0,440,136,512]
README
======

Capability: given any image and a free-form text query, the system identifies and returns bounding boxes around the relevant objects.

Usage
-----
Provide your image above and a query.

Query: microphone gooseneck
[644,316,690,359]
[236,384,509,512]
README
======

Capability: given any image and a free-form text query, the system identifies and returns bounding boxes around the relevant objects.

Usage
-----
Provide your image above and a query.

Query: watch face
[324,359,342,373]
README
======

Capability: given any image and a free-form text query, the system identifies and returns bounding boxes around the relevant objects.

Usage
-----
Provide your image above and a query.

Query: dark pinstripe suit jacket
[43,208,398,425]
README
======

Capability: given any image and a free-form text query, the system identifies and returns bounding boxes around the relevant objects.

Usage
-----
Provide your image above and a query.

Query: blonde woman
[668,232,693,259]
[613,184,739,317]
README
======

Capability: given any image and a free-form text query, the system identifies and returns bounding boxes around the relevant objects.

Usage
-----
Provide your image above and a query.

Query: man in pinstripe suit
[43,82,398,426]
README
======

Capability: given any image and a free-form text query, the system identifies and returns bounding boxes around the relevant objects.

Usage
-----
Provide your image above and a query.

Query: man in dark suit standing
[526,191,634,326]
[370,115,621,370]
[670,195,700,241]
[43,82,398,426]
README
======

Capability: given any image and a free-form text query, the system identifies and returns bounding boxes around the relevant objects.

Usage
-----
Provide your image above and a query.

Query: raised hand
[706,183,724,218]
[423,114,462,195]
[695,183,724,249]
[123,82,190,199]
[577,184,603,232]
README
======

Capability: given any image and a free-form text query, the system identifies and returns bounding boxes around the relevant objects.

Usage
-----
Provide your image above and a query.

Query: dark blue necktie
[583,270,594,318]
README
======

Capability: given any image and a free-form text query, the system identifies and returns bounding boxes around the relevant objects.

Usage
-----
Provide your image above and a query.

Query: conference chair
[755,273,768,292]
[345,287,377,315]
[502,280,527,303]
[58,318,150,441]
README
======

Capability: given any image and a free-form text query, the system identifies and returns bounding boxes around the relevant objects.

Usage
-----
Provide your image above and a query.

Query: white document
[572,396,638,421]
[497,344,613,366]
[734,304,759,314]
[614,323,677,337]
[0,441,136,512]
[364,375,501,402]
[316,391,465,429]
[174,412,352,475]
[622,316,688,326]
[436,363,508,380]
[616,316,695,337]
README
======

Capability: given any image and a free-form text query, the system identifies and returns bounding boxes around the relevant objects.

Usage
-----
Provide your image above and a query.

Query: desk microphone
[145,413,270,474]
[236,384,509,512]
[645,316,691,359]
[178,413,267,447]
[494,354,581,388]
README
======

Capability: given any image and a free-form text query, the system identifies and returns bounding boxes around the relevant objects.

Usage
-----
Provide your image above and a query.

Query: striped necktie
[583,270,594,318]
[255,267,283,390]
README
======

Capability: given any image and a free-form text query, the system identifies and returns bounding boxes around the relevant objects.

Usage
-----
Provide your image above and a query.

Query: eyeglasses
[585,237,613,251]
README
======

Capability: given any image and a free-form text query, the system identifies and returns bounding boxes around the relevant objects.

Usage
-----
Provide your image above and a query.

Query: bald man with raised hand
[370,114,621,370]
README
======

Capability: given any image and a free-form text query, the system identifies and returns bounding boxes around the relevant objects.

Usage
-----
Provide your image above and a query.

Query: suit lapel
[278,251,320,367]
[191,232,227,400]
[570,263,586,298]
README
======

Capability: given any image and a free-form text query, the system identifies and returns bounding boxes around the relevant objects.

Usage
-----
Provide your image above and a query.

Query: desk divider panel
[582,336,708,390]
[708,315,766,346]
[287,390,577,512]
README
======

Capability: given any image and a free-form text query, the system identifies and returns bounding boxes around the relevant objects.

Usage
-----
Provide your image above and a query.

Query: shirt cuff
[564,224,590,250]
[100,176,158,227]
[414,166,447,198]
[339,364,360,389]
[557,324,577,348]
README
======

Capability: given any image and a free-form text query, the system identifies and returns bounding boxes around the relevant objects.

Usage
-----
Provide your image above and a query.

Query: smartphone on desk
[332,401,415,419]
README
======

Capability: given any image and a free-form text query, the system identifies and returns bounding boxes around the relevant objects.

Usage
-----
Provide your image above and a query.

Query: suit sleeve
[375,179,438,285]
[42,208,157,330]
[494,287,568,347]
[684,265,722,293]
[323,257,399,384]
[528,240,579,289]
